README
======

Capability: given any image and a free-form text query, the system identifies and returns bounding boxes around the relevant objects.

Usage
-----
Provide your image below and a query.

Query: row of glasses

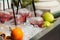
[0,0,44,40]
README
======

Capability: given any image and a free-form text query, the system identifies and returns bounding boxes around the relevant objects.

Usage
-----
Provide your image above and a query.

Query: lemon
[43,12,55,22]
[43,21,51,28]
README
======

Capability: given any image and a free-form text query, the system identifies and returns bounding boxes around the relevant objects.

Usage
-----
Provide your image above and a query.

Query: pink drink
[18,8,30,18]
[0,11,11,23]
[27,17,44,27]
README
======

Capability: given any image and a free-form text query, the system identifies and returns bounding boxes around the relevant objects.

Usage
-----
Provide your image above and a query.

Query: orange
[11,27,23,40]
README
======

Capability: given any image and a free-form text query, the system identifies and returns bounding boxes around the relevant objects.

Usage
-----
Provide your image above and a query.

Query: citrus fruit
[11,27,23,40]
[43,21,51,28]
[43,12,54,22]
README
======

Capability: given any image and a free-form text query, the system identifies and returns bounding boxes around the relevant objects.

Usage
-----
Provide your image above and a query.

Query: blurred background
[0,0,60,10]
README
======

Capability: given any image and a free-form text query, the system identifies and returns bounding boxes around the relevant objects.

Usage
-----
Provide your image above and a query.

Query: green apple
[43,12,55,22]
[42,21,51,28]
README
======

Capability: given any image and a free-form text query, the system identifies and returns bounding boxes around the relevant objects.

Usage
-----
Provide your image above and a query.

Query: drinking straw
[7,0,9,9]
[19,0,22,8]
[32,0,36,16]
[16,0,20,14]
[11,3,17,26]
[3,0,5,10]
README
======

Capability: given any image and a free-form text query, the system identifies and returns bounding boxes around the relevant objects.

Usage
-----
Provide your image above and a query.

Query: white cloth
[35,1,59,10]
